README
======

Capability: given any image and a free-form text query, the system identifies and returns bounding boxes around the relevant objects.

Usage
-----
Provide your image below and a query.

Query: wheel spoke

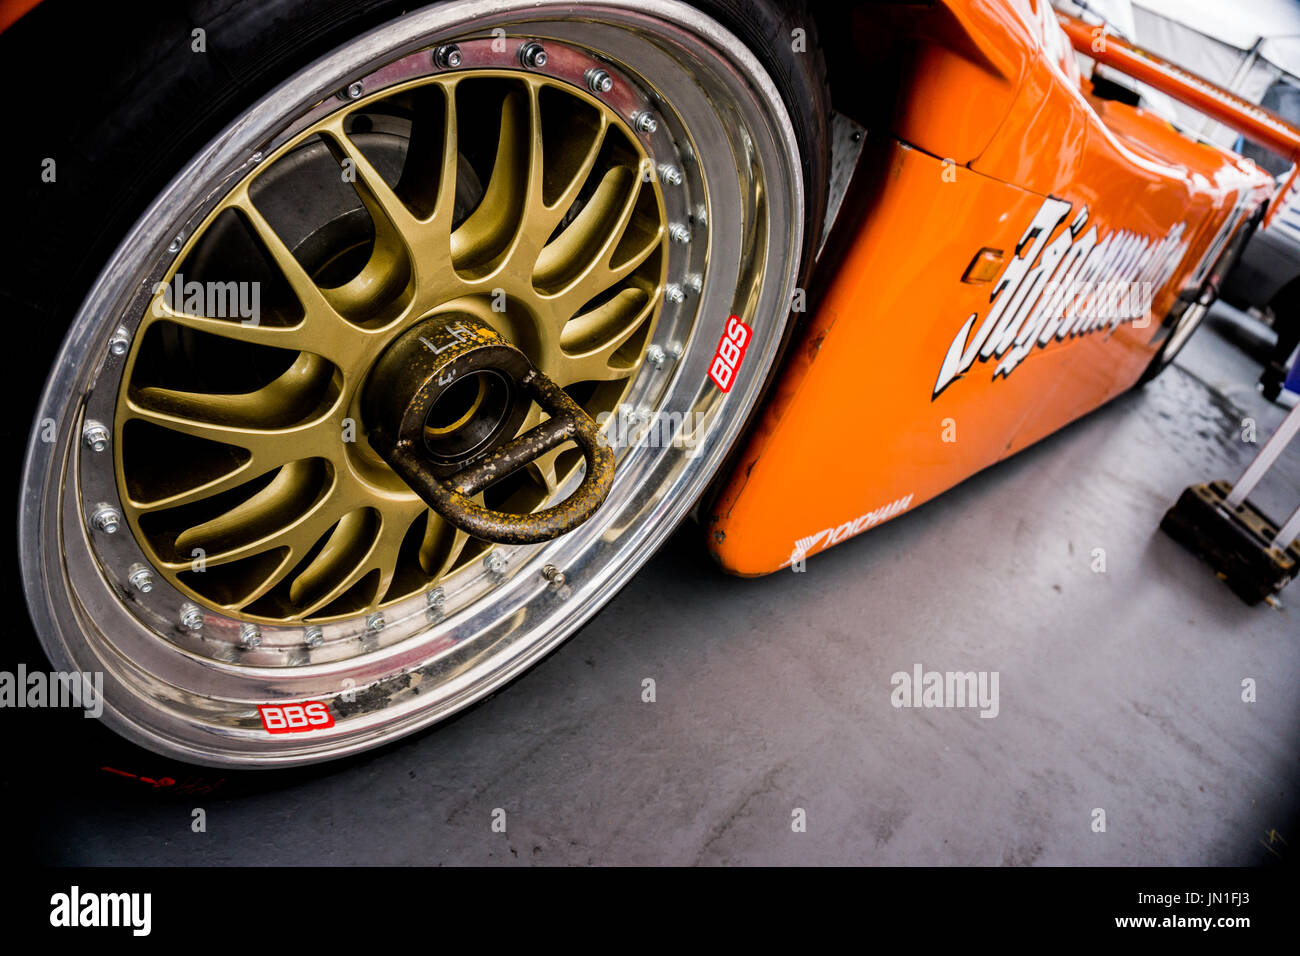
[229,190,352,333]
[555,287,655,385]
[452,86,533,269]
[544,172,662,324]
[289,507,376,608]
[131,350,335,425]
[439,527,474,577]
[416,509,459,576]
[141,200,365,366]
[525,442,573,496]
[306,515,408,613]
[127,460,267,513]
[428,84,461,228]
[380,83,462,277]
[373,503,428,599]
[509,84,613,275]
[533,166,633,290]
[145,299,316,354]
[124,395,332,464]
[226,549,299,609]
[170,463,339,567]
[319,119,423,238]
[541,112,610,229]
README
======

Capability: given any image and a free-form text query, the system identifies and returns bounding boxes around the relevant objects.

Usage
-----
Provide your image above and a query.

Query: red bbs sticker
[708,315,751,392]
[258,701,335,734]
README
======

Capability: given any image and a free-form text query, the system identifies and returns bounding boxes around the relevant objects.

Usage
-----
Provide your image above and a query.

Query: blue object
[1285,351,1300,394]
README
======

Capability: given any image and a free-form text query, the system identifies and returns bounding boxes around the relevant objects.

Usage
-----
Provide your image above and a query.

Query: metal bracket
[365,315,615,544]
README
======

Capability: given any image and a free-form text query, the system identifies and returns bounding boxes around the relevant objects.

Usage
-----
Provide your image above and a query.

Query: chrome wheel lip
[1158,300,1208,367]
[20,0,803,767]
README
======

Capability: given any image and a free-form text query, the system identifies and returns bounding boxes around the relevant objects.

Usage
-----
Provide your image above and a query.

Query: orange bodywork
[0,0,40,35]
[707,0,1282,575]
[0,0,1288,578]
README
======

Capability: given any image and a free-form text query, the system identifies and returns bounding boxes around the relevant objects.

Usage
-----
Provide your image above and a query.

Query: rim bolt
[339,81,364,100]
[519,42,548,69]
[665,283,686,304]
[687,272,704,293]
[541,564,566,588]
[433,44,462,69]
[586,68,613,94]
[426,587,446,608]
[128,564,154,593]
[695,204,708,227]
[91,505,121,534]
[645,345,667,369]
[304,625,324,647]
[82,420,110,453]
[167,235,182,254]
[365,612,385,632]
[484,552,506,574]
[179,604,204,632]
[658,164,683,186]
[239,623,262,647]
[668,341,684,359]
[634,111,658,134]
[669,223,691,244]
[108,326,131,357]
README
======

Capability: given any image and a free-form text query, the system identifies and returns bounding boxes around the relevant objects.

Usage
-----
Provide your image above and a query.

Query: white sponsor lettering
[785,493,915,567]
[934,199,1190,396]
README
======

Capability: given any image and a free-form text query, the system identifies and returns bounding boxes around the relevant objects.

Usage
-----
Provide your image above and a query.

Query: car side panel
[706,0,1271,576]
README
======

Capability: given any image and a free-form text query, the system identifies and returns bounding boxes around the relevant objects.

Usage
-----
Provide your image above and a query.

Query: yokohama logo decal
[933,198,1190,398]
[258,701,334,733]
[782,493,915,567]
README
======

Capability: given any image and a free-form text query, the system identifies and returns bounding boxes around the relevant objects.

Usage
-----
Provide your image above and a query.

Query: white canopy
[1136,0,1300,76]
[1058,0,1300,151]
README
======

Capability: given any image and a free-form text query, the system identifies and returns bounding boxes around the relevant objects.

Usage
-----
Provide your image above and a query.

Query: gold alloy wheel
[115,71,667,625]
[22,1,806,766]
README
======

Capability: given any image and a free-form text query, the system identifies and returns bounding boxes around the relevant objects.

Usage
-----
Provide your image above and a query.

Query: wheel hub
[366,314,534,477]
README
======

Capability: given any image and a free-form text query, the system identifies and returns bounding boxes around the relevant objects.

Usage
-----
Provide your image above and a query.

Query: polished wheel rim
[1158,300,1208,367]
[115,69,666,626]
[20,0,804,766]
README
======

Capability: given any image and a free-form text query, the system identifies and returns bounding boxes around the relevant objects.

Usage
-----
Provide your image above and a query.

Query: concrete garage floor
[25,309,1300,866]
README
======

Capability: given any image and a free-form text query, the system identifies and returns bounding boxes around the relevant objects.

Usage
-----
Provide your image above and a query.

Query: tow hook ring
[365,315,615,545]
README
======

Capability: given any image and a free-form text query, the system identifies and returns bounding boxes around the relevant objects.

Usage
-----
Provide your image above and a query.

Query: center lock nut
[366,315,533,477]
[364,314,615,544]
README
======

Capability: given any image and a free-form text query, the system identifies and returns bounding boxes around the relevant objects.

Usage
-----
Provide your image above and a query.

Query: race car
[4,0,1295,768]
